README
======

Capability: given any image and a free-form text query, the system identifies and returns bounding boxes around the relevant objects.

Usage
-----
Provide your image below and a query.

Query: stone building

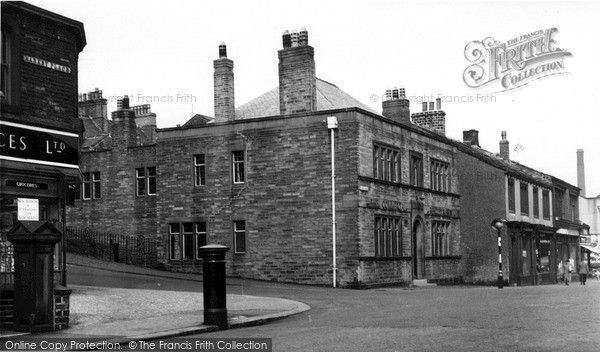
[69,29,462,287]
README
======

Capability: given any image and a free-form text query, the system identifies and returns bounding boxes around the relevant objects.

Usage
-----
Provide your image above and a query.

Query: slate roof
[234,78,378,119]
[183,114,213,127]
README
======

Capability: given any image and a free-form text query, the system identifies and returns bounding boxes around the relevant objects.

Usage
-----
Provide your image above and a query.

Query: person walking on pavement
[578,259,589,285]
[564,259,573,285]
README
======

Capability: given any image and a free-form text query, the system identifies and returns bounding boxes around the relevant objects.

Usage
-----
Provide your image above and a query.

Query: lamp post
[327,116,338,288]
[491,218,506,289]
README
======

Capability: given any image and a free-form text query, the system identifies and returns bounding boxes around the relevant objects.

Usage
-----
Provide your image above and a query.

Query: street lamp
[491,218,506,289]
[327,116,338,288]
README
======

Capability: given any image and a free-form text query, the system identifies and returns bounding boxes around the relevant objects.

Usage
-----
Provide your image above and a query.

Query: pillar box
[6,221,62,332]
[199,244,229,329]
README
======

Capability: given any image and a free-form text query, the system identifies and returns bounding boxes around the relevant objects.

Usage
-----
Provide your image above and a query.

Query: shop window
[233,220,246,253]
[232,151,245,184]
[373,144,400,183]
[136,167,156,196]
[169,221,207,261]
[409,153,423,187]
[194,154,206,186]
[431,221,451,256]
[374,216,402,257]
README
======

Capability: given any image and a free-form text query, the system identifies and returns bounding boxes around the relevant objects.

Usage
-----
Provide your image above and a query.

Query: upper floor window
[374,216,402,257]
[232,151,245,184]
[1,28,11,103]
[194,154,206,186]
[533,187,539,218]
[409,153,423,187]
[136,167,156,196]
[82,172,101,200]
[432,221,451,256]
[542,189,550,219]
[373,144,400,183]
[569,194,578,221]
[430,160,450,192]
[520,182,529,216]
[555,189,565,219]
[508,178,515,213]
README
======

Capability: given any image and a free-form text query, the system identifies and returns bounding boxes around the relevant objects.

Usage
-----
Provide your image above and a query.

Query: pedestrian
[557,260,564,283]
[564,259,573,285]
[578,259,589,285]
[595,269,600,281]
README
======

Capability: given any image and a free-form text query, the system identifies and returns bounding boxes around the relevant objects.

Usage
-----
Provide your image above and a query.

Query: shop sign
[17,198,39,221]
[0,120,78,169]
[6,180,49,190]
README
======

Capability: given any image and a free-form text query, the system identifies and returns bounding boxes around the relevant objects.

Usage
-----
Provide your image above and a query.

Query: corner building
[153,30,461,287]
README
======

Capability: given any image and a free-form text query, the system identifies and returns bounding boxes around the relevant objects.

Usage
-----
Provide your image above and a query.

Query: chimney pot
[282,30,291,48]
[429,102,435,111]
[122,95,130,110]
[385,89,392,101]
[218,41,227,58]
[291,30,299,47]
[392,88,399,100]
[422,102,428,112]
[399,88,406,97]
[299,27,308,46]
[436,97,441,110]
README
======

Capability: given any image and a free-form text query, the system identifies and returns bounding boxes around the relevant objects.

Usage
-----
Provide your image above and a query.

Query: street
[69,264,600,352]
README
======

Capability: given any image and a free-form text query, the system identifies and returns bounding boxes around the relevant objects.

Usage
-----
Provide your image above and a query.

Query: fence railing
[65,227,159,268]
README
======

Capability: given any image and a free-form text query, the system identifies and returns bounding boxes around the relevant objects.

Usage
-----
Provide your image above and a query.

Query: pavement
[0,254,310,344]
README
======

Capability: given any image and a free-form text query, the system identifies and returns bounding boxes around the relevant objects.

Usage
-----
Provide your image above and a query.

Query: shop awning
[580,244,600,255]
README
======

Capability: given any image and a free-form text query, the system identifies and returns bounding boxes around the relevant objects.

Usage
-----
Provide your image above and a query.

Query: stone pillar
[7,221,62,332]
[199,244,230,329]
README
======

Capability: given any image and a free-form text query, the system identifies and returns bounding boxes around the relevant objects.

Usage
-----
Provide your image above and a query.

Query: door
[412,219,425,279]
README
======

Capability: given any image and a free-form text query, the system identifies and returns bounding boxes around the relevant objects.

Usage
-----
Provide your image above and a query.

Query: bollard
[199,244,230,329]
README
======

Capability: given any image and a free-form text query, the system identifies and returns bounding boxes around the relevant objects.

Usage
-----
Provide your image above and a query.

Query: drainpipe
[327,116,338,288]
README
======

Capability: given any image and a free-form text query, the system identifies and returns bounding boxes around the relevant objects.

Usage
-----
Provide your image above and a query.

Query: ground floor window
[431,221,450,256]
[169,221,207,261]
[233,220,246,254]
[374,216,401,257]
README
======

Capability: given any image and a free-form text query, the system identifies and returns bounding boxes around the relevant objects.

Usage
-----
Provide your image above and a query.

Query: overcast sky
[27,0,600,196]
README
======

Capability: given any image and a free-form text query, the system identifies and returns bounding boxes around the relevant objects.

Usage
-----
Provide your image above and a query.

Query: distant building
[68,29,462,287]
[576,149,600,264]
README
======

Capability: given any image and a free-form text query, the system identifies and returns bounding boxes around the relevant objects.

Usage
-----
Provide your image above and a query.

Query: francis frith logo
[463,28,571,91]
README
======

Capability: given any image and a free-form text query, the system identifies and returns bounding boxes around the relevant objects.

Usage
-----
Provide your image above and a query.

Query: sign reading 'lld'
[0,121,79,168]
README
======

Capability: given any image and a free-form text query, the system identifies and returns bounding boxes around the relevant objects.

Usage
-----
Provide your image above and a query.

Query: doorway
[412,218,425,279]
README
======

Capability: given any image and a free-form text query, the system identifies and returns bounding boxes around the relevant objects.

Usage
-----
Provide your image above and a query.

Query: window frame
[542,189,550,219]
[194,154,206,187]
[232,151,245,184]
[168,221,207,261]
[533,187,539,218]
[136,167,157,196]
[430,159,450,192]
[1,27,10,103]
[82,172,91,200]
[520,182,529,216]
[92,171,101,199]
[508,177,515,213]
[374,215,402,257]
[431,221,451,256]
[233,220,246,254]
[409,152,424,188]
[373,143,400,183]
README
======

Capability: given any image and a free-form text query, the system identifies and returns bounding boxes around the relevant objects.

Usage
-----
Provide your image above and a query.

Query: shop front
[508,222,557,286]
[0,121,80,288]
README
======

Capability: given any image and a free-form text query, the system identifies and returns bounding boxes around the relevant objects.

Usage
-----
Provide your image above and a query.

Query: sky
[25,0,600,196]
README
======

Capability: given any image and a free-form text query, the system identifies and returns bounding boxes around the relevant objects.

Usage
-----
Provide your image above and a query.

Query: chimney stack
[78,88,108,133]
[132,104,157,143]
[111,95,137,150]
[577,149,586,197]
[278,27,316,116]
[214,42,235,123]
[499,131,509,160]
[382,86,410,124]
[462,129,480,147]
[411,97,446,135]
